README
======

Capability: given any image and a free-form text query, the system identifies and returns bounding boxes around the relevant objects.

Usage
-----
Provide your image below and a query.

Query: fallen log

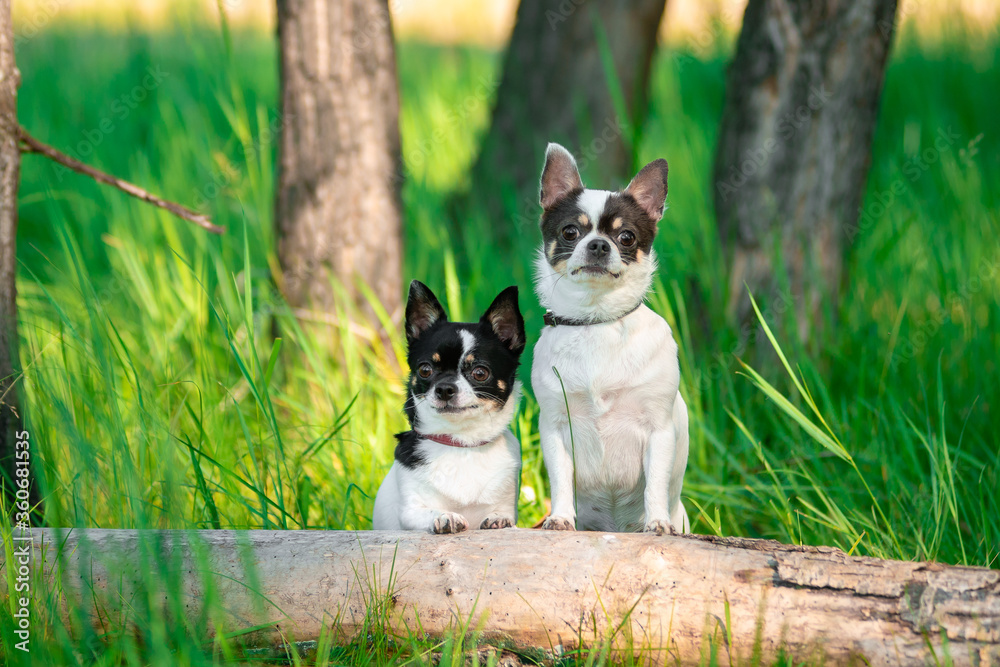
[15,528,1000,665]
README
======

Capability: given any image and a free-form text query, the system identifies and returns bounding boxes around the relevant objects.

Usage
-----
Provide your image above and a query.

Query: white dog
[531,143,690,534]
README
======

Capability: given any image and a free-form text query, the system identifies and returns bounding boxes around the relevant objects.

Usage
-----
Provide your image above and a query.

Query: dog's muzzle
[586,238,611,263]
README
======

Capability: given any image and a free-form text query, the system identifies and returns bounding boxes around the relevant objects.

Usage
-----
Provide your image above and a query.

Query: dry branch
[16,528,1000,665]
[18,127,223,234]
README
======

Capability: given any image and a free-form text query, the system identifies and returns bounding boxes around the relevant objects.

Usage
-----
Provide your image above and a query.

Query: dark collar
[417,432,490,448]
[543,302,643,327]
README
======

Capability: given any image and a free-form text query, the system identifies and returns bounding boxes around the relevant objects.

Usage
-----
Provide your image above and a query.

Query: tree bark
[275,0,404,320]
[26,528,1000,665]
[713,0,897,341]
[0,0,33,517]
[466,0,667,245]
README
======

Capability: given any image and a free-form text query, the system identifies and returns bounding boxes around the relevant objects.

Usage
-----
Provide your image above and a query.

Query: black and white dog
[531,143,690,535]
[373,281,525,533]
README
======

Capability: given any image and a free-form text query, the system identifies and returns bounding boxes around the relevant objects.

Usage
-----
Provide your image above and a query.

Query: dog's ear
[624,158,668,222]
[540,143,584,210]
[406,280,447,342]
[481,286,525,354]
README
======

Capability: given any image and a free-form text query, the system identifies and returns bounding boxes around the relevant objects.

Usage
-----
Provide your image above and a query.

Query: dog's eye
[417,363,433,378]
[470,366,490,382]
[619,230,636,247]
[561,226,579,241]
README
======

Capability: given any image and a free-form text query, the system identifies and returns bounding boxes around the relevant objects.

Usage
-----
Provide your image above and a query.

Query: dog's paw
[480,515,515,530]
[643,519,676,536]
[433,512,469,534]
[541,515,576,531]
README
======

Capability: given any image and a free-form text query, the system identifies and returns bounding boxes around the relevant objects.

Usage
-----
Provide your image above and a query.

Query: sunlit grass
[2,17,998,666]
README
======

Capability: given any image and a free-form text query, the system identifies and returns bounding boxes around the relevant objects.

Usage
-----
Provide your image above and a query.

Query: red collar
[418,432,490,448]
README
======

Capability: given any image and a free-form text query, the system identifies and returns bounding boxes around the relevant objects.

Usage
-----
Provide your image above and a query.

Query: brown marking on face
[432,352,441,362]
[547,240,557,258]
[410,375,417,387]
[636,249,645,262]
[497,379,506,391]
[552,259,568,275]
[612,217,623,230]
[578,214,589,225]
[465,354,475,363]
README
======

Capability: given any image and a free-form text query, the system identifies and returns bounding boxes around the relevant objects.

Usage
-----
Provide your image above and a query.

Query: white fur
[459,330,476,356]
[532,240,690,534]
[372,384,523,532]
[567,227,628,278]
[576,189,612,221]
[534,246,656,323]
[413,379,521,446]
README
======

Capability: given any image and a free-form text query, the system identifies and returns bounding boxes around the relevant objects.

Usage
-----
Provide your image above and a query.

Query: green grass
[2,11,999,666]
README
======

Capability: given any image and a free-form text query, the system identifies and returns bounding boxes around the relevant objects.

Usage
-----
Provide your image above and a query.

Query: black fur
[596,193,658,263]
[540,191,659,268]
[395,283,526,468]
[405,281,447,342]
[539,151,667,270]
[540,188,588,264]
[393,430,425,469]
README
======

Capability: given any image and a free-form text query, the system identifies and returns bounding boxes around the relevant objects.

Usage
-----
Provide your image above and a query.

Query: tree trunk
[466,0,667,245]
[0,0,31,517]
[28,528,1000,665]
[713,0,897,342]
[275,0,404,321]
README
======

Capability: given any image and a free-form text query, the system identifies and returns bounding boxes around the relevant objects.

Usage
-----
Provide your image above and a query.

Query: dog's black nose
[435,382,457,401]
[587,238,610,259]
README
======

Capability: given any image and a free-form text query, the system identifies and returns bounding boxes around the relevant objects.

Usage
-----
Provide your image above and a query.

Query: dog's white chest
[532,307,679,414]
[416,438,519,507]
[373,431,522,532]
[531,307,681,497]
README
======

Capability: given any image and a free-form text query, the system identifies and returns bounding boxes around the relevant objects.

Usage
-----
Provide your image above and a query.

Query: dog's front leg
[539,418,576,530]
[400,505,469,534]
[480,494,517,530]
[643,422,677,535]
